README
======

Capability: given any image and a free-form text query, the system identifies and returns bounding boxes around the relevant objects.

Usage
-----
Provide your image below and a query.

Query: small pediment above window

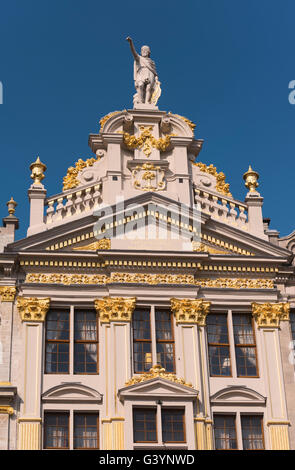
[210,386,266,406]
[42,383,102,404]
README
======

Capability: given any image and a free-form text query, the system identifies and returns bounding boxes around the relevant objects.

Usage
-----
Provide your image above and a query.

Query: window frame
[213,413,265,450]
[132,305,176,375]
[232,313,259,378]
[44,411,70,450]
[213,413,238,450]
[73,412,100,450]
[133,407,158,443]
[161,407,186,444]
[74,309,99,375]
[45,309,71,375]
[240,414,265,450]
[207,313,232,377]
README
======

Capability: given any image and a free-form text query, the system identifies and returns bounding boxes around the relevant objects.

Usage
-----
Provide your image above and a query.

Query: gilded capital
[94,297,136,323]
[251,302,290,328]
[17,297,50,322]
[0,286,16,302]
[0,406,14,415]
[171,298,211,326]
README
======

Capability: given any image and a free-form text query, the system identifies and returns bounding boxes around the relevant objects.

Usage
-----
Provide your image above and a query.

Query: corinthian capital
[171,298,211,326]
[17,297,50,322]
[0,286,16,302]
[251,302,290,328]
[94,297,136,323]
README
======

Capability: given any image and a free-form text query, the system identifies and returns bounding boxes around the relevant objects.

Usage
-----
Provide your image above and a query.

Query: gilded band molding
[125,364,194,388]
[0,406,14,415]
[94,297,136,323]
[170,298,211,326]
[0,286,17,302]
[17,297,51,322]
[251,302,290,328]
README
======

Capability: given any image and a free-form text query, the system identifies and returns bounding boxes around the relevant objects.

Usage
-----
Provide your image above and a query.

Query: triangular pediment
[119,377,198,402]
[4,192,292,261]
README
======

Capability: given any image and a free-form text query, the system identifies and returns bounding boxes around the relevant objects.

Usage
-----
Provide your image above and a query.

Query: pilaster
[16,297,50,450]
[251,302,291,450]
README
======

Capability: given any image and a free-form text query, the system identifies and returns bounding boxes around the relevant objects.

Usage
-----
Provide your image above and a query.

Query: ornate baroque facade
[1,86,295,450]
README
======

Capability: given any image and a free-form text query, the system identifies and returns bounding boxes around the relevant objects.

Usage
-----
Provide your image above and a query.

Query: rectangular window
[213,415,237,450]
[155,309,175,373]
[44,412,69,449]
[241,415,264,450]
[133,408,157,443]
[290,312,295,341]
[133,309,152,373]
[162,409,185,443]
[207,314,231,376]
[233,314,258,377]
[45,310,70,374]
[74,310,98,374]
[74,413,99,449]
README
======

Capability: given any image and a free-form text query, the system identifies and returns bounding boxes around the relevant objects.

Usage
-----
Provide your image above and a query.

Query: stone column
[171,298,212,450]
[252,302,291,450]
[16,297,50,450]
[94,296,136,450]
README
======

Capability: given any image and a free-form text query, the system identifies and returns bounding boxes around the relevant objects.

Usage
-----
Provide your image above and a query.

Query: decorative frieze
[196,278,274,289]
[251,302,290,328]
[171,298,211,326]
[94,297,136,324]
[0,286,16,302]
[16,297,50,322]
[125,364,194,388]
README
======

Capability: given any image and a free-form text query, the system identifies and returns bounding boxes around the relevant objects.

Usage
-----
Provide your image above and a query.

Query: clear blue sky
[0,0,294,239]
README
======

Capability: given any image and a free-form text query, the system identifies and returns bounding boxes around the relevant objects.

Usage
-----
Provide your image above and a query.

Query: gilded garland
[62,155,103,191]
[122,125,174,157]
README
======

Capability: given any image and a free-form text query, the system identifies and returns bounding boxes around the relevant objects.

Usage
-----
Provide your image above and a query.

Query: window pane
[133,309,151,340]
[233,314,257,377]
[214,415,237,450]
[46,311,69,340]
[162,409,185,443]
[45,310,70,374]
[155,309,175,372]
[207,315,231,376]
[133,309,152,373]
[133,408,157,442]
[45,342,69,374]
[74,413,99,449]
[74,310,98,374]
[133,341,152,373]
[241,415,264,450]
[44,413,69,449]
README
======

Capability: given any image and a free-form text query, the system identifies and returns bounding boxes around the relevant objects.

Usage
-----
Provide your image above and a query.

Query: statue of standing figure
[126,37,161,106]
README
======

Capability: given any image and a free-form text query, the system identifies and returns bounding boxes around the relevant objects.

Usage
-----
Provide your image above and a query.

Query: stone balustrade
[45,182,101,225]
[194,187,248,230]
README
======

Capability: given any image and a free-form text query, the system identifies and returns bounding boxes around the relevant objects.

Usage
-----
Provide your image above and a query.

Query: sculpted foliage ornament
[132,163,165,191]
[63,155,103,190]
[94,297,136,323]
[0,286,16,302]
[73,238,111,251]
[251,302,290,328]
[171,298,211,326]
[125,364,194,388]
[99,111,123,132]
[122,125,174,157]
[17,297,50,322]
[192,161,232,197]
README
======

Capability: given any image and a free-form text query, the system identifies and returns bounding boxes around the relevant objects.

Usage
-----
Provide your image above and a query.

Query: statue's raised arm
[126,37,161,106]
[126,37,139,61]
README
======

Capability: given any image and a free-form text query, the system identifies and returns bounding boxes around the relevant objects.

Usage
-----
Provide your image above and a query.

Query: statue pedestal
[133,103,158,110]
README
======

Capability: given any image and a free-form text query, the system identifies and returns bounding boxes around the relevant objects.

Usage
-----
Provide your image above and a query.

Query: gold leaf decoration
[62,155,103,191]
[122,125,175,157]
[125,364,194,388]
[192,161,232,197]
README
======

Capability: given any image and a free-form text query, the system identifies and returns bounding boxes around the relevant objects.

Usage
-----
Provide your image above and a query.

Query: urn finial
[30,156,47,185]
[6,197,17,215]
[243,165,259,192]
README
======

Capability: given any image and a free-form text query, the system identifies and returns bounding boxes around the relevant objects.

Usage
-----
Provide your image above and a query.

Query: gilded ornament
[99,111,123,132]
[73,238,111,251]
[170,298,211,326]
[30,156,47,185]
[63,155,103,191]
[17,297,50,322]
[192,241,230,254]
[251,302,290,328]
[0,286,16,302]
[192,161,232,197]
[6,197,17,215]
[171,113,196,133]
[196,278,274,289]
[125,364,194,388]
[0,406,14,415]
[94,297,136,323]
[122,125,174,157]
[132,163,165,191]
[243,165,259,192]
